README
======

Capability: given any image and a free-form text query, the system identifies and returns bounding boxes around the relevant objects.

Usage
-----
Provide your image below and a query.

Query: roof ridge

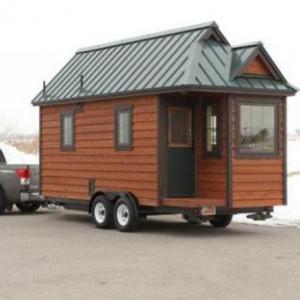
[76,21,217,54]
[232,41,263,50]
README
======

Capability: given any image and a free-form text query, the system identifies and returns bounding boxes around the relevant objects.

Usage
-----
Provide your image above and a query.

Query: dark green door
[167,105,195,197]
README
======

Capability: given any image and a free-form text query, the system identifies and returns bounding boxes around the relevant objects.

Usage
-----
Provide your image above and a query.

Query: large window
[205,102,219,155]
[61,112,75,150]
[115,105,133,150]
[238,102,278,155]
[168,107,192,148]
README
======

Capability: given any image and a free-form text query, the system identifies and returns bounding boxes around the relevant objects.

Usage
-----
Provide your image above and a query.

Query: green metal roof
[32,22,297,105]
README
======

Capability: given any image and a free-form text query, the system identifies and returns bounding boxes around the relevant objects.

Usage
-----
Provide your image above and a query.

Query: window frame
[203,100,221,157]
[236,98,280,158]
[168,106,193,148]
[60,111,75,151]
[114,104,133,151]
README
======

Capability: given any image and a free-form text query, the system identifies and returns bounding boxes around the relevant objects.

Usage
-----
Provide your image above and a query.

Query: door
[166,105,195,197]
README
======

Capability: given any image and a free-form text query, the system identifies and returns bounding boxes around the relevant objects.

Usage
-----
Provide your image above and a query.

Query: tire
[113,196,139,232]
[16,202,41,213]
[209,215,232,228]
[0,189,6,215]
[91,195,114,229]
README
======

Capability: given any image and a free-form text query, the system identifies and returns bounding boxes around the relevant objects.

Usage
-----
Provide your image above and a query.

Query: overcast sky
[0,0,299,134]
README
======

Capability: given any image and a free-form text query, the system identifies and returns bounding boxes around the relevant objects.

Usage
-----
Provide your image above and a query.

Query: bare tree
[0,121,18,141]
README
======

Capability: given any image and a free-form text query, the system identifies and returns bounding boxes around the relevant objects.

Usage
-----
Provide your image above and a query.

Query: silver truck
[0,148,42,215]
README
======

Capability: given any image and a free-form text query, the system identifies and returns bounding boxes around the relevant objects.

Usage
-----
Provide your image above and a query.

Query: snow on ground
[0,142,38,164]
[234,140,300,228]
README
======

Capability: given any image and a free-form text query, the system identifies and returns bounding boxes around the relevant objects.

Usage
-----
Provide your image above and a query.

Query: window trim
[114,104,133,151]
[203,100,222,157]
[60,111,75,151]
[236,98,280,158]
[168,106,192,148]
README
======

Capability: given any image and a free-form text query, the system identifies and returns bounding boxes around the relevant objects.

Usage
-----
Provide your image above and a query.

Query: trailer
[32,21,297,231]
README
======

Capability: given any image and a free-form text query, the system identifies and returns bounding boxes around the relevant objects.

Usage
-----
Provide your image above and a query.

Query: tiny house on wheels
[32,22,297,231]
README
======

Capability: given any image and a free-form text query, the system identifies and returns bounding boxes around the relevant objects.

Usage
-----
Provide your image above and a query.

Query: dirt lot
[0,208,300,300]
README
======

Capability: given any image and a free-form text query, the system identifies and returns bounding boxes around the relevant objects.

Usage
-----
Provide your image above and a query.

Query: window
[238,102,278,155]
[61,112,74,150]
[168,107,192,148]
[205,103,219,155]
[115,105,133,150]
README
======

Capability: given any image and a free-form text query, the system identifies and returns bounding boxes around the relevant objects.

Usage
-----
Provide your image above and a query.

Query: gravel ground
[0,208,300,300]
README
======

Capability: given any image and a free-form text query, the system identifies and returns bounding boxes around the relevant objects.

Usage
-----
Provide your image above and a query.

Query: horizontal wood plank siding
[231,96,285,208]
[41,96,158,206]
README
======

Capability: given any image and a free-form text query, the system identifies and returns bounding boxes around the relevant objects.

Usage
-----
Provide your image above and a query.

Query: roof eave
[32,85,296,106]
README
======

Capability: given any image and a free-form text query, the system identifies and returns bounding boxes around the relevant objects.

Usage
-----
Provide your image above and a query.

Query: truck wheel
[113,196,138,232]
[0,190,6,215]
[209,215,232,228]
[91,195,114,229]
[16,202,41,213]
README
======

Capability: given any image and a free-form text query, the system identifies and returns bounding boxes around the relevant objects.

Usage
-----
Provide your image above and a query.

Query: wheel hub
[117,204,130,226]
[94,202,106,224]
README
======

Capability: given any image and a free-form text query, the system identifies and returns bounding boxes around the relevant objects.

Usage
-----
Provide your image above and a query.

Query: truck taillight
[16,167,31,185]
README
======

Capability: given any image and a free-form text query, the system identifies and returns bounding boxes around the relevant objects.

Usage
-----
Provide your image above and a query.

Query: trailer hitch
[246,212,273,221]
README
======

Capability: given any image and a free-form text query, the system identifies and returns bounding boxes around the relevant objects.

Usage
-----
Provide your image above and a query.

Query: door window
[168,107,192,148]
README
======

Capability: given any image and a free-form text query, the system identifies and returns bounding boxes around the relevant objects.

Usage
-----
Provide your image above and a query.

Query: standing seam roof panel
[117,35,177,92]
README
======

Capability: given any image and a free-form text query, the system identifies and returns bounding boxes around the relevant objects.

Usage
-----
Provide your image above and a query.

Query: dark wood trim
[157,96,163,205]
[202,98,222,158]
[226,96,233,208]
[39,107,43,194]
[283,98,287,205]
[60,111,75,151]
[235,97,281,158]
[114,104,133,151]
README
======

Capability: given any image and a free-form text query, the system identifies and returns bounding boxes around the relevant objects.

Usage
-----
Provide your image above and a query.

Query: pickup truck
[0,147,43,215]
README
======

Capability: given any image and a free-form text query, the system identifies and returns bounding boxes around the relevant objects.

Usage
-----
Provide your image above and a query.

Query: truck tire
[113,196,139,232]
[16,202,41,213]
[209,215,232,228]
[91,195,114,229]
[0,189,6,215]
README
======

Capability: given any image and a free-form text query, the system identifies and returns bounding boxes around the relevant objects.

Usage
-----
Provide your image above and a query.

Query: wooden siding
[243,56,273,77]
[231,96,285,208]
[41,96,159,207]
[196,95,227,207]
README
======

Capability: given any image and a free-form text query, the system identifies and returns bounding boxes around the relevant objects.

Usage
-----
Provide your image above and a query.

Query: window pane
[118,111,130,145]
[63,115,73,147]
[206,104,218,153]
[169,107,192,147]
[240,104,276,153]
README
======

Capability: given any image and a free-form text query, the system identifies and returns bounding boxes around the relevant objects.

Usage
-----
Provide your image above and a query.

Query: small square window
[115,105,133,150]
[61,112,75,150]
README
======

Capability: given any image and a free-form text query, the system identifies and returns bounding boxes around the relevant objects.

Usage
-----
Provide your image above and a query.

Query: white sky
[0,0,299,134]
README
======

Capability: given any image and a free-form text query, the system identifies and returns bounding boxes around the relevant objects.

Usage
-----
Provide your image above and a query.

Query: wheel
[113,196,139,232]
[16,202,41,213]
[91,195,114,229]
[0,189,6,215]
[209,215,232,228]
